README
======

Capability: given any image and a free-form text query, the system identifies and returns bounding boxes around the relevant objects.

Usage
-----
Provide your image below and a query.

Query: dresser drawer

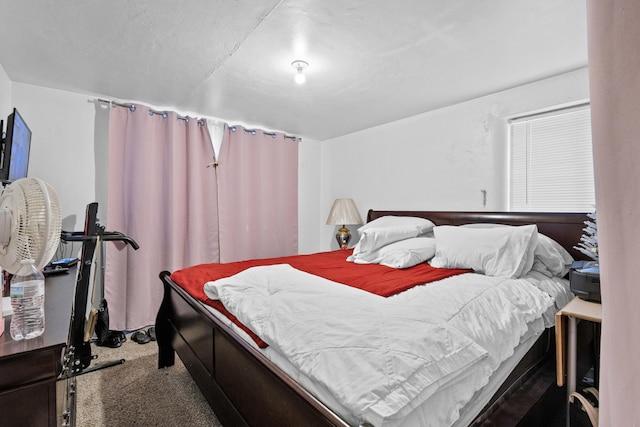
[0,348,59,391]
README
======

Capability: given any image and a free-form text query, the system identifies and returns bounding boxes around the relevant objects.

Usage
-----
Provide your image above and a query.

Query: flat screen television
[1,108,32,183]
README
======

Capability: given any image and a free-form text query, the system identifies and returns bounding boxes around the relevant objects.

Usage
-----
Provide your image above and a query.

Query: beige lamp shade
[326,199,363,249]
[326,198,363,225]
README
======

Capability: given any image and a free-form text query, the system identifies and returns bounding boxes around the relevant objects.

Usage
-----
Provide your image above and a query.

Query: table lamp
[326,198,363,249]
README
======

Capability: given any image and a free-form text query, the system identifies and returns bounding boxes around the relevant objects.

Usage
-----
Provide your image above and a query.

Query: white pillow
[351,237,436,269]
[350,216,435,260]
[461,223,573,277]
[429,225,538,278]
[531,234,574,277]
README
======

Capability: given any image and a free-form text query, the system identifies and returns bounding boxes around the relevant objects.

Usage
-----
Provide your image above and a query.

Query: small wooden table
[555,296,602,426]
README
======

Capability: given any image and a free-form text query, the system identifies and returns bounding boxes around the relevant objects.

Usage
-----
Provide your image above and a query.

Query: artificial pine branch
[573,211,598,261]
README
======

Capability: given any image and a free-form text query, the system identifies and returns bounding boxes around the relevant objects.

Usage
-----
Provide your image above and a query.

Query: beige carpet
[75,331,222,426]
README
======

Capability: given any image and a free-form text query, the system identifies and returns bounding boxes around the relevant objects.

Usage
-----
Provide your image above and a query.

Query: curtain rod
[97,98,300,140]
[97,98,135,110]
[263,131,298,140]
[96,98,205,124]
[230,126,299,141]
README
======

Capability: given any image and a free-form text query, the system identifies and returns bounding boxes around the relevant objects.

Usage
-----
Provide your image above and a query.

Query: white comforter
[204,264,558,427]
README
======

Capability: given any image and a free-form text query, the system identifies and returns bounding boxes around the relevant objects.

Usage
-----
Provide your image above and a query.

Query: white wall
[11,83,106,235]
[298,137,323,254]
[319,68,590,251]
[0,64,10,117]
[4,68,590,254]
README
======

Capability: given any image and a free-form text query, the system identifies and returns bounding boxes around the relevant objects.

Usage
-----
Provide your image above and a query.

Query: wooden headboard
[367,210,590,261]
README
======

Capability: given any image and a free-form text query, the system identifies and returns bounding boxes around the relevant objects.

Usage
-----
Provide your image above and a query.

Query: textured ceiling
[0,0,588,140]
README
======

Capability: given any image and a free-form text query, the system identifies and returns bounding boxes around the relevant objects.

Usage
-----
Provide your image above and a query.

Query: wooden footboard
[156,271,350,427]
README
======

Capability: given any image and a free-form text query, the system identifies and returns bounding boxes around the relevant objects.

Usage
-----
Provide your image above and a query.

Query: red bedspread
[170,249,470,348]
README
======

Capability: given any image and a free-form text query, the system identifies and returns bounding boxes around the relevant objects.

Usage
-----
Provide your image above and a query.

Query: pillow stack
[347,216,436,268]
[346,216,573,278]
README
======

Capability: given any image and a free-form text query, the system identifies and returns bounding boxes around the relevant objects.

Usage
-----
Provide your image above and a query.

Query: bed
[156,210,589,426]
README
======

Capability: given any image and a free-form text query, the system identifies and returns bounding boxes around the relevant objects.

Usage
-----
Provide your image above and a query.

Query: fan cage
[0,178,62,274]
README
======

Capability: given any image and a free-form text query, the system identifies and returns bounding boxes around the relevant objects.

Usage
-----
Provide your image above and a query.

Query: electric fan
[0,178,62,274]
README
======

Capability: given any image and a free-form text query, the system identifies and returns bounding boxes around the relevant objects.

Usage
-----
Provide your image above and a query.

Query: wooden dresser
[0,269,75,426]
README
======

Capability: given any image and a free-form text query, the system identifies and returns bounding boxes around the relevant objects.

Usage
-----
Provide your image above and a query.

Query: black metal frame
[60,202,139,377]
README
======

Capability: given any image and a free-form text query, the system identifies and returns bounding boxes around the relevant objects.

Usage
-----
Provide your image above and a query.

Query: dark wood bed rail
[157,270,350,427]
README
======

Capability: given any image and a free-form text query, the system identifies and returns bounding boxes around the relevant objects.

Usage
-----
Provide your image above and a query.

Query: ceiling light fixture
[291,60,308,84]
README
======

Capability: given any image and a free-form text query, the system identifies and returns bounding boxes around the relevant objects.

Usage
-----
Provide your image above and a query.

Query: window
[509,103,595,212]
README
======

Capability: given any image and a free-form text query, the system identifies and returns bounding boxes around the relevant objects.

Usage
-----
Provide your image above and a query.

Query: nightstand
[555,296,602,425]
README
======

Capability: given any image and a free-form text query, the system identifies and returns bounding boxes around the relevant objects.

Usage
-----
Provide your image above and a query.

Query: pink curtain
[587,1,640,425]
[105,105,219,331]
[217,125,299,262]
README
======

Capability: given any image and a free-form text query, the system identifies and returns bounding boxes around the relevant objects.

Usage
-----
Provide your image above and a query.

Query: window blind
[509,104,595,212]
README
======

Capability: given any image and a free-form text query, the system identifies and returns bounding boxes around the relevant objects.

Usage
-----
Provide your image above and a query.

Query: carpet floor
[75,331,222,426]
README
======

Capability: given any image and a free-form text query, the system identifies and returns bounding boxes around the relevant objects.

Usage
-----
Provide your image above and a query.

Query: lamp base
[336,226,351,250]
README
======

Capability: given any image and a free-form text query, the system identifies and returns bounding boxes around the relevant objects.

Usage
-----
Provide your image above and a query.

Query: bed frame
[156,210,589,427]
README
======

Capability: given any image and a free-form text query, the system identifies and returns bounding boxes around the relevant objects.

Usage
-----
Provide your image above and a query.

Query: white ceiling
[0,0,588,140]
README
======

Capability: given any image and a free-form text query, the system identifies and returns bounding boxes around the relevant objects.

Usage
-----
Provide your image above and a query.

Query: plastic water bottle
[10,259,45,340]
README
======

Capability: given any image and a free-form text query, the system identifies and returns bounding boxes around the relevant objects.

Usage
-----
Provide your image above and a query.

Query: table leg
[567,316,577,427]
